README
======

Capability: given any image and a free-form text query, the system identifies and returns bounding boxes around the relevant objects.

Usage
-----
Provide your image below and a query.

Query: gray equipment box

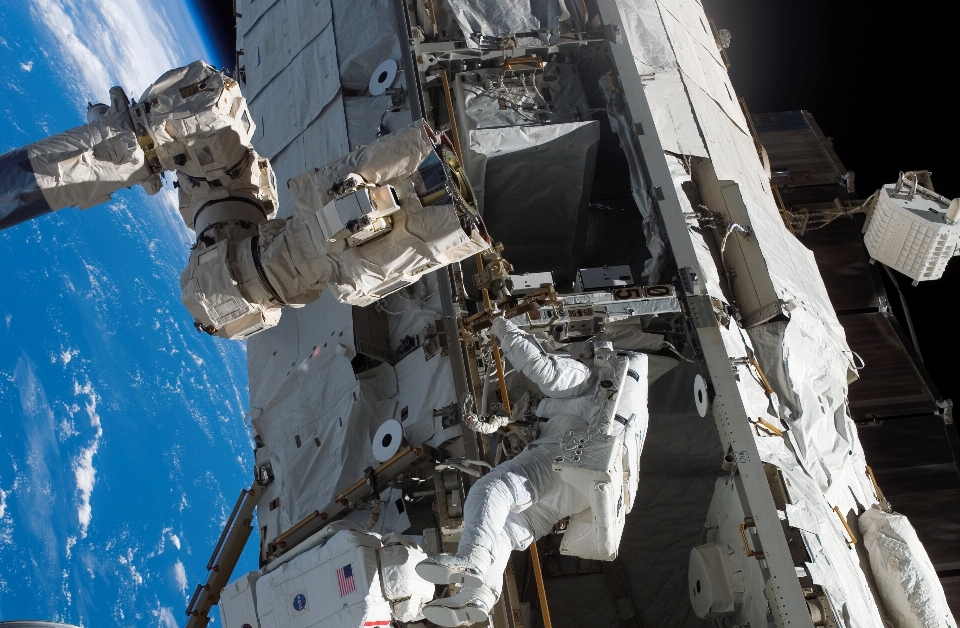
[578,265,634,290]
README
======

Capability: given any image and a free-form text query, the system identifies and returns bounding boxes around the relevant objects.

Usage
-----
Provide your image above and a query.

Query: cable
[661,340,697,363]
[720,222,751,256]
[881,264,924,363]
[374,293,438,315]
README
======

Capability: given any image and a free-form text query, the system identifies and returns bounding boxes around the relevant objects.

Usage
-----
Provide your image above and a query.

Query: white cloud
[60,349,79,365]
[170,533,181,550]
[61,569,73,606]
[31,0,188,102]
[159,606,180,628]
[71,380,103,537]
[12,356,62,564]
[59,417,79,441]
[20,60,34,72]
[173,559,187,594]
[66,535,77,559]
[0,489,7,519]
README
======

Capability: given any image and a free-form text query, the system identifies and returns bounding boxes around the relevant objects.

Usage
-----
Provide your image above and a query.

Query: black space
[193,0,236,70]
[200,1,959,403]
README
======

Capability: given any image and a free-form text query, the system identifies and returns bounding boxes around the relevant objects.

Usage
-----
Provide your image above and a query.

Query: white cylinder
[373,419,404,462]
[946,197,960,224]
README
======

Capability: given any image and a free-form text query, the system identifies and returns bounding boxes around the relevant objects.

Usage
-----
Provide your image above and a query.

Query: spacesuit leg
[419,508,535,627]
[417,447,560,586]
[476,511,542,595]
[482,459,593,593]
[420,450,591,626]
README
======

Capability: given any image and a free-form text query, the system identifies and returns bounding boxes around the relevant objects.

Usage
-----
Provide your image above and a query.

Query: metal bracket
[686,294,727,329]
[739,516,765,559]
[741,300,785,328]
[679,266,702,295]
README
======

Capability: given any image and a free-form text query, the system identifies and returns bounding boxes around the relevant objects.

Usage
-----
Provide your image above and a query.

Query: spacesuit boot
[421,583,499,627]
[415,545,492,588]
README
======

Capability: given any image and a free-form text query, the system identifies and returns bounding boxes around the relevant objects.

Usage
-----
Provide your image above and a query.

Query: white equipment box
[316,185,401,244]
[246,531,391,628]
[508,271,554,295]
[864,184,960,283]
[220,572,261,628]
[221,529,434,628]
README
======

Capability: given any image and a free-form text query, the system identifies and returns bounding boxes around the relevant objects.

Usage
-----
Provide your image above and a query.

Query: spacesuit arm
[490,317,593,397]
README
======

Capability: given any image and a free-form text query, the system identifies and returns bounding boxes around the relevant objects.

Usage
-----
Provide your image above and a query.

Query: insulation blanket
[656,0,748,136]
[776,467,887,628]
[253,360,398,530]
[443,0,562,47]
[343,96,413,150]
[246,24,341,159]
[739,311,888,626]
[267,101,349,219]
[611,0,706,156]
[248,294,461,540]
[859,509,958,628]
[749,308,873,504]
[331,0,401,92]
[236,0,333,101]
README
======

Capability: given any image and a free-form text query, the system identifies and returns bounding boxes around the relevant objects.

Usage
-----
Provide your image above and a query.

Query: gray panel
[473,121,599,281]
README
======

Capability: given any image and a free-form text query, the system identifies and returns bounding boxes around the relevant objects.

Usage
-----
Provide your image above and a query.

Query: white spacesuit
[417,316,650,626]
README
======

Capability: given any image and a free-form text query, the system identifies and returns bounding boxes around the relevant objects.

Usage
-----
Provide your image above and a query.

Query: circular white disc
[693,374,710,418]
[373,418,404,462]
[369,59,398,96]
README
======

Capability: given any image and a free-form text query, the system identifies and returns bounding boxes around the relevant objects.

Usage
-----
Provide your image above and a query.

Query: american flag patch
[337,563,356,597]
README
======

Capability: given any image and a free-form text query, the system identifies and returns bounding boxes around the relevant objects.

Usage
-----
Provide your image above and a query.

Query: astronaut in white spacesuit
[416,315,643,626]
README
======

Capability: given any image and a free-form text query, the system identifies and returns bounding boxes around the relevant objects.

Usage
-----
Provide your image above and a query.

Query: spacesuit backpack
[553,350,649,561]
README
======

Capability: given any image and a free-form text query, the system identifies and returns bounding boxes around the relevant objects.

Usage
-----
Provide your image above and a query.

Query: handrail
[185,481,265,628]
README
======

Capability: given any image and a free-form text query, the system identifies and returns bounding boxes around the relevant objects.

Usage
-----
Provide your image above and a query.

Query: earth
[0,1,259,626]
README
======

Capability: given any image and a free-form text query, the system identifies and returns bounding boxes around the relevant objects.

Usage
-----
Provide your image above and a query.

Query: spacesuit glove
[464,413,510,434]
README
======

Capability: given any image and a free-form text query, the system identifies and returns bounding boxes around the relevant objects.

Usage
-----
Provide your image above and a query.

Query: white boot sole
[422,602,491,627]
[416,561,484,588]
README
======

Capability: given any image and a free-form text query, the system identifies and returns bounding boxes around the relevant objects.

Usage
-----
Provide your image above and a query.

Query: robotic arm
[0,63,273,230]
[0,61,489,339]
